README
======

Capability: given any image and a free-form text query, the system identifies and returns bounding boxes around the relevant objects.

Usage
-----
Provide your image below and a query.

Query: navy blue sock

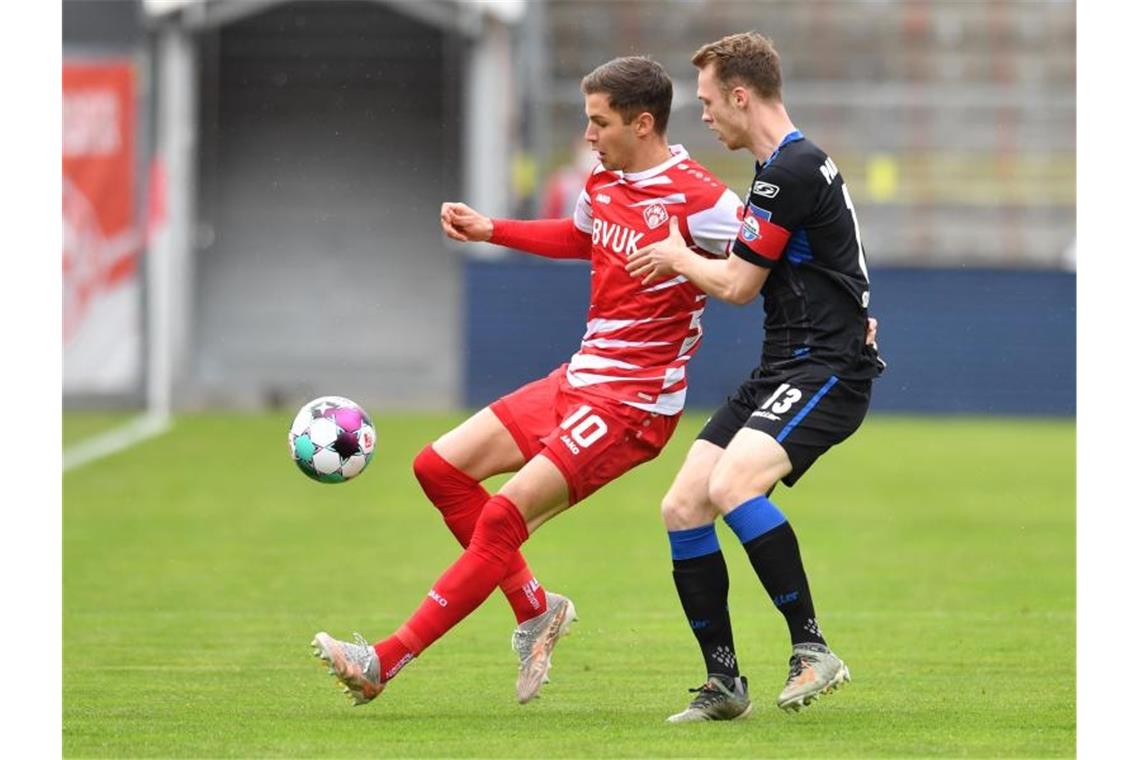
[725,495,826,647]
[668,524,739,680]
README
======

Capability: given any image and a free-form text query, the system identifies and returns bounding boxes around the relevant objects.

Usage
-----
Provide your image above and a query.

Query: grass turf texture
[63,413,1074,757]
[63,412,135,447]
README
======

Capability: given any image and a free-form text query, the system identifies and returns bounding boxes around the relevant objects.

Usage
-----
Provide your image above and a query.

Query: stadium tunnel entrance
[144,0,522,411]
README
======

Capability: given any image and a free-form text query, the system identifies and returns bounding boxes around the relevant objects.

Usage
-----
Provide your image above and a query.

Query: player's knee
[707,470,774,514]
[471,496,529,557]
[660,486,713,530]
[412,444,443,491]
[412,443,432,477]
[706,475,736,513]
[412,443,470,509]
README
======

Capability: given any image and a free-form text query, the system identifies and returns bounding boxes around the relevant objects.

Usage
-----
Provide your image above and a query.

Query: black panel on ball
[333,431,360,458]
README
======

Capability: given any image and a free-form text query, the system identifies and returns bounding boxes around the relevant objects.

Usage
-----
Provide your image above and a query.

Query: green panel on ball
[318,471,345,484]
[294,457,320,482]
[293,434,316,462]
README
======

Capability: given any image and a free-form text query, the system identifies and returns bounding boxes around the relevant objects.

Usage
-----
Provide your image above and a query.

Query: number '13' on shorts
[698,365,872,487]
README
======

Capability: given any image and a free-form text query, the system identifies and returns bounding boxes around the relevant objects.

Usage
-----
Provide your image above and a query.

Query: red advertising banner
[63,59,141,392]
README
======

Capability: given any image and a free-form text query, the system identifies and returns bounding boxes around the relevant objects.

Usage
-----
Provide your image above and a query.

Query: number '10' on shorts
[490,364,679,505]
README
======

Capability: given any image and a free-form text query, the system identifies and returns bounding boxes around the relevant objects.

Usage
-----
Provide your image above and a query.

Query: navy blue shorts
[698,365,872,487]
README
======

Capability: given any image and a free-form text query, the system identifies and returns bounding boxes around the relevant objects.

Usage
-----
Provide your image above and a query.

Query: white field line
[63,413,173,472]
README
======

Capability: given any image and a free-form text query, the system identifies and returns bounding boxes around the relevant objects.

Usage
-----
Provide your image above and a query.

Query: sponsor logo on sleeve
[752,180,780,198]
[741,214,761,242]
[736,203,786,261]
[740,204,772,243]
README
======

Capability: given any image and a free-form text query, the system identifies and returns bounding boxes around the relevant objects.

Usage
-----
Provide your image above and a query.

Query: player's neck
[624,141,673,174]
[747,104,797,163]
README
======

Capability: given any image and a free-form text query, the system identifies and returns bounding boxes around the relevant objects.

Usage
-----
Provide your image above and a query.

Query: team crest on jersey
[642,202,669,230]
[752,181,780,198]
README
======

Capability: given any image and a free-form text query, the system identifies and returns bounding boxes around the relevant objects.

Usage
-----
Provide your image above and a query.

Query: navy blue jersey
[732,131,884,380]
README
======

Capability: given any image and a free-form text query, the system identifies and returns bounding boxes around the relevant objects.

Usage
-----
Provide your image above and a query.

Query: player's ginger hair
[691,32,783,102]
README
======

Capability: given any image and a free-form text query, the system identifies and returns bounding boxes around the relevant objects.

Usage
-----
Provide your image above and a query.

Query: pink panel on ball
[333,406,363,433]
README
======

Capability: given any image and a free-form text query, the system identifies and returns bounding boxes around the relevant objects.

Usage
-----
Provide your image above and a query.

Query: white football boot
[511,592,577,703]
[777,642,850,711]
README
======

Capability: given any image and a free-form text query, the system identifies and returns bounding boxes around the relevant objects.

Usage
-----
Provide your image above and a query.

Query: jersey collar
[760,130,804,170]
[620,144,690,182]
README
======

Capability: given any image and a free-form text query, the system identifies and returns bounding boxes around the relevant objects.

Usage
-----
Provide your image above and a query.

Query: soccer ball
[288,396,376,483]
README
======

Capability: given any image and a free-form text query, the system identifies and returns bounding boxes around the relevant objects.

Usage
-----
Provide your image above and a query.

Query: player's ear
[732,86,749,109]
[634,111,655,137]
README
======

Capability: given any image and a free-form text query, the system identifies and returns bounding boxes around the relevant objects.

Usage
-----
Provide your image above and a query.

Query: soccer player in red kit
[311,56,744,706]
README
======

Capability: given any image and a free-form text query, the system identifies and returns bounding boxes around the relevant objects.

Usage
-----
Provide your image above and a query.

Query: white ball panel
[340,453,367,480]
[290,407,312,437]
[308,417,338,447]
[312,448,342,475]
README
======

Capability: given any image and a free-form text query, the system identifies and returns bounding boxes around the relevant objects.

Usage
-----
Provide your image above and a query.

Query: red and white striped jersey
[567,145,743,415]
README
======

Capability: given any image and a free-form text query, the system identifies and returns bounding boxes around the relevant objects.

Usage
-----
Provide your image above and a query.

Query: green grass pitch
[63,412,1074,757]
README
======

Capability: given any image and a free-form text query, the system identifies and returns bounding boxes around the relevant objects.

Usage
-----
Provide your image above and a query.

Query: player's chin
[711,130,733,149]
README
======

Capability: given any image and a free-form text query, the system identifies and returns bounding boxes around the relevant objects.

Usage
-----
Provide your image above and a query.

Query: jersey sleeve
[489,217,592,260]
[731,165,816,268]
[573,165,607,234]
[686,187,744,258]
[571,188,593,234]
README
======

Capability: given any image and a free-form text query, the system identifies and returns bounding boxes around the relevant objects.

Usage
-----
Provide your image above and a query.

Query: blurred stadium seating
[538,0,1075,267]
[62,0,1074,417]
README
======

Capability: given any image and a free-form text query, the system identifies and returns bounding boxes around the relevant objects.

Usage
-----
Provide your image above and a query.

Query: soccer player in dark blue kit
[628,31,885,722]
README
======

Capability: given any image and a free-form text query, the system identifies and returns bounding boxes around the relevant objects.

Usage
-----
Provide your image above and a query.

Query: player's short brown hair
[691,32,782,101]
[580,56,672,135]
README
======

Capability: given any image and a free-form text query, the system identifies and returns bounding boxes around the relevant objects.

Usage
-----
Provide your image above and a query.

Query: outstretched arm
[628,216,881,346]
[440,202,590,260]
[440,201,494,242]
[627,216,769,305]
[489,218,591,260]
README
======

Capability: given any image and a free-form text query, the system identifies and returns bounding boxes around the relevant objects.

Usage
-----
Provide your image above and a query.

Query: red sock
[373,635,415,683]
[500,566,547,624]
[413,445,547,622]
[396,495,530,658]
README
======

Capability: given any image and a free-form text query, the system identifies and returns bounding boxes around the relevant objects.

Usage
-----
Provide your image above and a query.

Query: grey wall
[63,0,144,49]
[191,1,463,410]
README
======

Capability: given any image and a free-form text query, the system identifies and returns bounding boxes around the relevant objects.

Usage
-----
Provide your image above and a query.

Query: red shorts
[490,365,680,505]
